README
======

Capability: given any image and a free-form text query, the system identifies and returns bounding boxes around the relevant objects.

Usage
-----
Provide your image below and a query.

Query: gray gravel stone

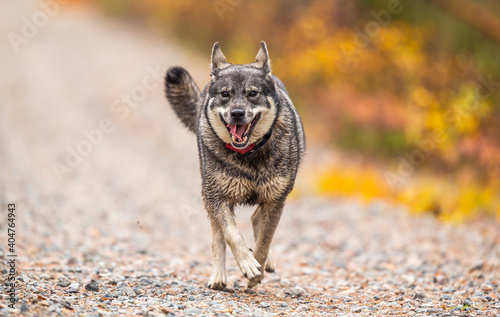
[185,307,202,315]
[57,278,71,287]
[113,291,123,298]
[482,296,493,302]
[67,283,80,293]
[124,287,136,297]
[20,301,29,313]
[350,305,362,313]
[463,298,473,307]
[85,281,99,292]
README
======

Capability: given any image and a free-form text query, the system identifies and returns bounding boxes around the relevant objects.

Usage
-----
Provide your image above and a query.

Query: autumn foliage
[92,0,500,221]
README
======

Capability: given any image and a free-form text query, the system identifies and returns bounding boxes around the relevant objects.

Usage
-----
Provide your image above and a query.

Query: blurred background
[89,0,500,222]
[2,3,499,313]
[3,0,500,224]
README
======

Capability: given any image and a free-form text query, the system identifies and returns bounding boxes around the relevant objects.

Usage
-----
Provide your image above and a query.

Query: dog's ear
[210,42,230,75]
[252,41,271,74]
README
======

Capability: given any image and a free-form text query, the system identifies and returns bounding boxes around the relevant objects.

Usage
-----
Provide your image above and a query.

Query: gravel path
[1,2,499,316]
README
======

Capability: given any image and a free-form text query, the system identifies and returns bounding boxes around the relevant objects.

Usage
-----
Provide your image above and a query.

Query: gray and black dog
[165,41,305,289]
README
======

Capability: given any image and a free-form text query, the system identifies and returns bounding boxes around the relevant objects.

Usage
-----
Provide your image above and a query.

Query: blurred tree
[431,0,500,44]
[90,0,500,221]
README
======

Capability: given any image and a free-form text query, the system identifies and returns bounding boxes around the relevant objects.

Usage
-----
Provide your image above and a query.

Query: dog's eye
[248,91,259,97]
[220,91,230,98]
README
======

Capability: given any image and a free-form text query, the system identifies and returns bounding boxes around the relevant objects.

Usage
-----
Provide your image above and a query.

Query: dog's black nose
[230,109,245,120]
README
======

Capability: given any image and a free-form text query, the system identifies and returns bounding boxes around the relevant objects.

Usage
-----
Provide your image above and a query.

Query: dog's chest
[213,168,288,204]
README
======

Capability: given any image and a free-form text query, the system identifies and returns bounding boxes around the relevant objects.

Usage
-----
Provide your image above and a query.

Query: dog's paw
[247,274,264,289]
[265,260,276,273]
[265,251,277,273]
[207,270,227,290]
[207,280,226,290]
[237,253,262,282]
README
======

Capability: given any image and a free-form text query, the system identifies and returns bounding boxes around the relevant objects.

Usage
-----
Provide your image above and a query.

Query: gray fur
[165,41,305,289]
[165,66,201,132]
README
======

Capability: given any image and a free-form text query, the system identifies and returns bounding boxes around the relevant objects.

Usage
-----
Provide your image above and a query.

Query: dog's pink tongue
[228,124,247,141]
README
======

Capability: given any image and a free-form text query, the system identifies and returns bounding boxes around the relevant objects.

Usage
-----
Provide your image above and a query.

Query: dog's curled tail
[165,67,201,133]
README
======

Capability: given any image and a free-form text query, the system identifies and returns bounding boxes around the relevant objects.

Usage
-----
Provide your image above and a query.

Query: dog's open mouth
[223,114,261,148]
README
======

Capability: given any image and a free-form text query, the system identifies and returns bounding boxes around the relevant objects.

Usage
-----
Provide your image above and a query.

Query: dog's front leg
[206,202,262,285]
[207,221,227,290]
[247,202,284,288]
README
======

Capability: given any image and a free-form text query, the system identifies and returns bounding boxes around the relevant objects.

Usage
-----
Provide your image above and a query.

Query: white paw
[237,252,262,282]
[207,270,227,290]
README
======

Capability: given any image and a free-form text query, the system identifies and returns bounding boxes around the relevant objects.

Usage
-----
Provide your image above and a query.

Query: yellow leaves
[426,109,448,133]
[316,163,499,223]
[411,87,436,108]
[406,80,494,158]
[398,184,439,215]
[377,24,425,71]
[447,85,492,136]
[317,166,390,202]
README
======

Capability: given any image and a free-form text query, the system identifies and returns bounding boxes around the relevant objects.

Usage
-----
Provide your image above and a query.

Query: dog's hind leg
[207,222,227,290]
[247,202,284,289]
[251,206,276,273]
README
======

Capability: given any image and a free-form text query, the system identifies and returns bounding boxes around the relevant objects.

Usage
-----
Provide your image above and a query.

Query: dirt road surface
[1,2,499,316]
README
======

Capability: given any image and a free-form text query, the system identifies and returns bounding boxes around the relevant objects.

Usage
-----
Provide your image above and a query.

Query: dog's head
[206,41,278,149]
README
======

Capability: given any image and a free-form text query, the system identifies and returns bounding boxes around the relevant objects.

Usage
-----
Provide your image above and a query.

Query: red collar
[225,143,255,154]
